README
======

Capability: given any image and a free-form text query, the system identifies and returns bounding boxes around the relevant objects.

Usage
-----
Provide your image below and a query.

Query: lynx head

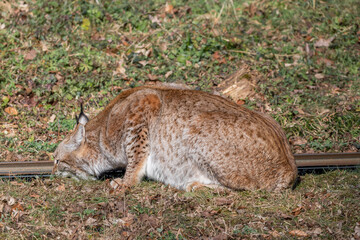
[52,105,97,180]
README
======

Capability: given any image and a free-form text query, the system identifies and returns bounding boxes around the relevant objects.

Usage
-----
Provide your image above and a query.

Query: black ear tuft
[77,103,89,125]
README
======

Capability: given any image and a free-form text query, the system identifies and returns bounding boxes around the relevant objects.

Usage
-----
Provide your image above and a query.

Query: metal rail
[0,152,359,178]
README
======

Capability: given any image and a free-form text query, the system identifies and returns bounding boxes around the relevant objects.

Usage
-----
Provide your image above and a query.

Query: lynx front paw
[109,178,130,194]
[185,182,222,192]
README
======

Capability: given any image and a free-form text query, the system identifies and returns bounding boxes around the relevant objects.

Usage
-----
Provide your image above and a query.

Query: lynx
[53,86,298,192]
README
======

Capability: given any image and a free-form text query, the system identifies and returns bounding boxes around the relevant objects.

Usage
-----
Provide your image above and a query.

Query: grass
[0,170,359,239]
[0,0,359,238]
[0,0,359,160]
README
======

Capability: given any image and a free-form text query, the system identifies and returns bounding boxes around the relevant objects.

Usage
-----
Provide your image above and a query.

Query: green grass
[0,170,359,238]
[1,0,359,160]
[0,1,359,237]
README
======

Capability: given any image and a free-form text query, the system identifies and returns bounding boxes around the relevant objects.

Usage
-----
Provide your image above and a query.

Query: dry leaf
[291,206,305,216]
[11,203,24,211]
[315,73,324,79]
[56,184,66,192]
[316,57,334,67]
[113,57,127,77]
[354,223,360,238]
[30,194,40,199]
[85,217,97,226]
[214,197,233,206]
[270,230,281,238]
[314,37,335,48]
[40,41,49,52]
[292,137,307,145]
[164,71,173,79]
[236,99,245,105]
[48,114,56,123]
[147,74,158,81]
[24,49,37,60]
[289,229,308,237]
[312,228,322,235]
[7,197,16,206]
[164,2,174,14]
[4,107,18,116]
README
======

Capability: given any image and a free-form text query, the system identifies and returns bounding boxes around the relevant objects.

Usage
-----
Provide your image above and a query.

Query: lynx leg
[110,127,150,192]
[185,182,222,192]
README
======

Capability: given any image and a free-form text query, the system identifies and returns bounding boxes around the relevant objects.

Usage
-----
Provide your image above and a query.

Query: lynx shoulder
[53,86,298,192]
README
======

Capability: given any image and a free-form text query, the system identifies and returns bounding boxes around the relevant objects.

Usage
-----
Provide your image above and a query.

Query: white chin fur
[56,170,96,181]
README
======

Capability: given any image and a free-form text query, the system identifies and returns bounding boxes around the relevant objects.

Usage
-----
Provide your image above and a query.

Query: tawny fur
[53,86,298,192]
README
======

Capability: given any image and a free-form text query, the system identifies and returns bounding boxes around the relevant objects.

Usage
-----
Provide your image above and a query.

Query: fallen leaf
[292,137,307,145]
[147,74,158,81]
[291,206,305,216]
[40,41,49,52]
[269,230,281,238]
[30,194,40,199]
[311,228,322,235]
[164,3,174,14]
[212,51,221,61]
[48,114,56,123]
[289,229,308,237]
[56,184,66,192]
[164,71,173,79]
[316,57,334,67]
[7,197,16,206]
[4,107,18,116]
[24,49,37,60]
[11,203,24,211]
[85,217,97,226]
[354,223,360,238]
[214,197,233,206]
[314,37,335,48]
[315,73,324,79]
[236,99,245,105]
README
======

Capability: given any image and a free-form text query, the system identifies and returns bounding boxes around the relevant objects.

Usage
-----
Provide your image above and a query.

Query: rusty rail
[0,152,359,178]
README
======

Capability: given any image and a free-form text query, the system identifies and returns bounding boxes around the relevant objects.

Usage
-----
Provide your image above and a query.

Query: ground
[0,0,359,239]
[1,170,360,239]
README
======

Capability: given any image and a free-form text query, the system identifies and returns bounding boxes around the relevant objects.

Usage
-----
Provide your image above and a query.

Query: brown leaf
[85,217,97,226]
[147,74,159,81]
[164,3,174,14]
[24,49,37,60]
[292,137,307,145]
[214,197,233,206]
[30,194,40,199]
[212,51,221,60]
[4,107,18,116]
[291,206,305,216]
[316,57,334,67]
[11,203,24,211]
[289,230,308,237]
[314,73,324,79]
[56,184,66,192]
[354,223,360,238]
[236,99,245,105]
[314,37,335,48]
[164,71,173,79]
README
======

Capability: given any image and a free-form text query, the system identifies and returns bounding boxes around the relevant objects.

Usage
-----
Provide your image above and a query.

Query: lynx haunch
[53,86,298,192]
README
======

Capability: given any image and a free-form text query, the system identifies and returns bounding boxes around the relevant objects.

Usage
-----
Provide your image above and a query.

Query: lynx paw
[185,182,222,192]
[109,178,130,194]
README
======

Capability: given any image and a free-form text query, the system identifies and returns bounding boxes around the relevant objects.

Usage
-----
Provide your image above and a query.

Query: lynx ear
[72,124,85,146]
[76,104,89,125]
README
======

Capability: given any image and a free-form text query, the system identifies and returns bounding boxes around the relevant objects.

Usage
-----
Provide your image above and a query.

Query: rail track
[0,152,359,178]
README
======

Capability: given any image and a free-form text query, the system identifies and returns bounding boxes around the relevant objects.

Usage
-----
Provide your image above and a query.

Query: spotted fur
[53,86,297,191]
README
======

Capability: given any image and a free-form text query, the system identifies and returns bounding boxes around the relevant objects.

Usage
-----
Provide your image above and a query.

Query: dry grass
[1,170,359,239]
